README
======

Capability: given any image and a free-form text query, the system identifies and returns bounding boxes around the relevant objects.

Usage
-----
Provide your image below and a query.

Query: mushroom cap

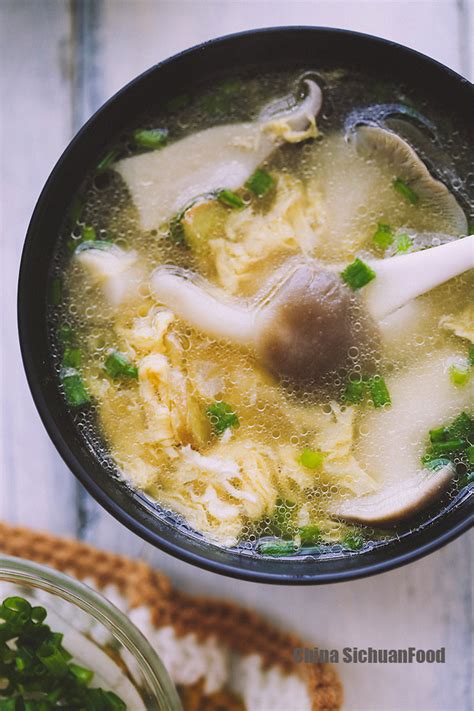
[255,263,380,383]
[350,125,467,236]
[330,463,455,526]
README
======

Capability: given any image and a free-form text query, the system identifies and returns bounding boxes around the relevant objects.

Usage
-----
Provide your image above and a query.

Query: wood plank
[0,0,78,534]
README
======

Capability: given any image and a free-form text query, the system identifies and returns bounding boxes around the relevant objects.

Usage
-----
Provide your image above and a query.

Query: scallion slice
[395,233,413,253]
[60,369,90,407]
[372,222,393,249]
[342,532,364,550]
[449,363,470,386]
[258,539,297,556]
[104,350,138,380]
[62,347,81,369]
[96,148,119,174]
[218,189,245,209]
[298,525,321,546]
[393,177,419,204]
[298,448,325,469]
[133,127,168,149]
[343,377,366,404]
[206,401,239,435]
[341,258,376,290]
[245,169,275,197]
[57,324,74,344]
[367,375,391,408]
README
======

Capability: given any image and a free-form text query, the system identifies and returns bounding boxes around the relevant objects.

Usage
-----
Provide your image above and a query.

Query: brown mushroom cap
[255,264,380,383]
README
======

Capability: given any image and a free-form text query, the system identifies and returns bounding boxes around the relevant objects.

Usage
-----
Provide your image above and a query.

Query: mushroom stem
[261,79,323,131]
[364,235,474,321]
[151,267,257,344]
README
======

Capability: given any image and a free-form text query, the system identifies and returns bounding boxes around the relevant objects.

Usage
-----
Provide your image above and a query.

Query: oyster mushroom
[74,242,143,306]
[151,261,379,384]
[114,79,322,232]
[151,236,473,382]
[330,464,455,526]
[348,125,468,235]
[330,347,472,526]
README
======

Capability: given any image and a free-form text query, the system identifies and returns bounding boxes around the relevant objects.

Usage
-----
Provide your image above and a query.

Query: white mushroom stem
[260,79,322,131]
[363,235,474,321]
[152,268,257,344]
[330,464,455,526]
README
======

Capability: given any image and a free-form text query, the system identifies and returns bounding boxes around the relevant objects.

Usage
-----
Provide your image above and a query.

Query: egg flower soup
[48,69,473,558]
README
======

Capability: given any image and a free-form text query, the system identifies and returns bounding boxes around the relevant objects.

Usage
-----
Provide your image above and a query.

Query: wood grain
[0,2,472,709]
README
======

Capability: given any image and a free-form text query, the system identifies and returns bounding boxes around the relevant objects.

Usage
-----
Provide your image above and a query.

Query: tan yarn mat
[0,522,342,710]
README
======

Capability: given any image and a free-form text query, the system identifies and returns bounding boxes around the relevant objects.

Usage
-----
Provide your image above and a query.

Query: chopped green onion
[60,370,90,408]
[70,663,94,685]
[258,539,297,556]
[133,127,168,149]
[68,224,97,252]
[82,225,97,242]
[393,177,419,204]
[367,375,391,408]
[343,377,366,404]
[96,148,119,174]
[168,211,187,245]
[0,594,126,709]
[298,448,325,469]
[341,258,376,290]
[57,323,74,344]
[372,222,394,249]
[104,350,138,380]
[206,401,239,435]
[342,532,364,550]
[298,525,321,546]
[429,426,447,443]
[218,189,245,209]
[423,412,473,475]
[446,411,473,440]
[449,363,470,386]
[245,169,275,197]
[395,233,413,253]
[49,277,62,306]
[428,438,466,456]
[269,499,296,539]
[62,347,81,369]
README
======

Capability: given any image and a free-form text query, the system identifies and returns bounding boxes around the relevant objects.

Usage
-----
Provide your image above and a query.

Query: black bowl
[18,27,473,584]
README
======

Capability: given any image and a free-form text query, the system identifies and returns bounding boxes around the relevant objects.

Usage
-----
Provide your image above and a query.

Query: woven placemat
[0,522,342,710]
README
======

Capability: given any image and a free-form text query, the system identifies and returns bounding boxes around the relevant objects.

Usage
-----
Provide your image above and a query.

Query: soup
[48,68,473,556]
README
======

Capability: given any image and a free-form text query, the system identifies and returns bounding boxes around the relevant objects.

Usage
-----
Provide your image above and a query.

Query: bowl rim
[0,554,181,708]
[18,25,474,585]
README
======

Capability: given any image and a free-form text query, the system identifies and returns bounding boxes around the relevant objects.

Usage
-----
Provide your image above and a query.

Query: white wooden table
[1,2,472,709]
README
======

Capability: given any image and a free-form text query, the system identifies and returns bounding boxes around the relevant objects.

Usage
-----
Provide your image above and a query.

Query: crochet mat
[0,522,342,711]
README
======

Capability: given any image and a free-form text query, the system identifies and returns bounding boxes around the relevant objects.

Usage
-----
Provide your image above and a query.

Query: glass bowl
[0,555,182,710]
